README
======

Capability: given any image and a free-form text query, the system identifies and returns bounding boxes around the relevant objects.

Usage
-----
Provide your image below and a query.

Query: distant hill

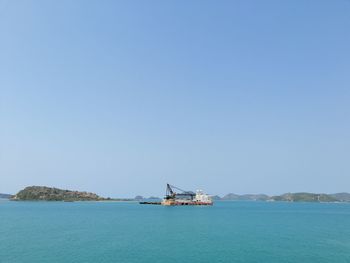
[211,195,222,201]
[330,193,350,202]
[221,193,240,200]
[270,193,338,202]
[0,193,13,199]
[148,196,161,200]
[134,195,144,201]
[12,186,109,201]
[134,196,161,201]
[240,194,270,201]
[221,193,269,201]
[215,192,349,202]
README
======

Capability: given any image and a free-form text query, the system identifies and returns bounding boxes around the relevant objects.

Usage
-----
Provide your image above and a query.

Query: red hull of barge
[173,202,212,206]
[162,201,213,206]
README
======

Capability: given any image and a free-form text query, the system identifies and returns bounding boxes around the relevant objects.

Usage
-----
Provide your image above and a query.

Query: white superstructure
[194,190,212,204]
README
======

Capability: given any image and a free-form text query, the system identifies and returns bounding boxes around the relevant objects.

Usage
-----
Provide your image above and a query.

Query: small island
[11,186,110,201]
[269,193,338,202]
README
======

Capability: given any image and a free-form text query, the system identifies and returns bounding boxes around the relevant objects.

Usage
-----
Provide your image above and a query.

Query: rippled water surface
[1,200,350,263]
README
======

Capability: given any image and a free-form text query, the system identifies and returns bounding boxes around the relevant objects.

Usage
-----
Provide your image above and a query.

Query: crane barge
[140,184,213,206]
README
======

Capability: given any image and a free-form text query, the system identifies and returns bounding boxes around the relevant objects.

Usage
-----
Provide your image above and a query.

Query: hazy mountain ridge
[0,193,13,199]
[216,192,350,202]
[134,196,162,201]
[5,186,350,203]
[329,193,350,202]
[221,193,269,201]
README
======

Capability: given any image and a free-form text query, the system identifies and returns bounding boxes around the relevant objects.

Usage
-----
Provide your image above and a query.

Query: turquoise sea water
[1,200,350,263]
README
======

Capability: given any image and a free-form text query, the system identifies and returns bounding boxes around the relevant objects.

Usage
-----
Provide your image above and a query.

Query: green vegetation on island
[12,186,109,201]
[269,193,338,202]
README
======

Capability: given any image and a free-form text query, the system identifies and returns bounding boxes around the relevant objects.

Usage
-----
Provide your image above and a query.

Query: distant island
[2,186,350,203]
[11,186,110,201]
[0,193,13,199]
[216,192,350,202]
[270,193,338,202]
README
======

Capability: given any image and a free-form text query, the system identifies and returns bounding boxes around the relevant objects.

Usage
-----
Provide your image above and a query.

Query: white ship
[161,184,213,206]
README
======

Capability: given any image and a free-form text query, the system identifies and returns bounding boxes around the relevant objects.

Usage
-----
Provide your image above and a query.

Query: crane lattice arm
[165,184,195,199]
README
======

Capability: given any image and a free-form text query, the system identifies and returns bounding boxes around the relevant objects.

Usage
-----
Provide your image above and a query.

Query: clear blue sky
[1,0,349,197]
